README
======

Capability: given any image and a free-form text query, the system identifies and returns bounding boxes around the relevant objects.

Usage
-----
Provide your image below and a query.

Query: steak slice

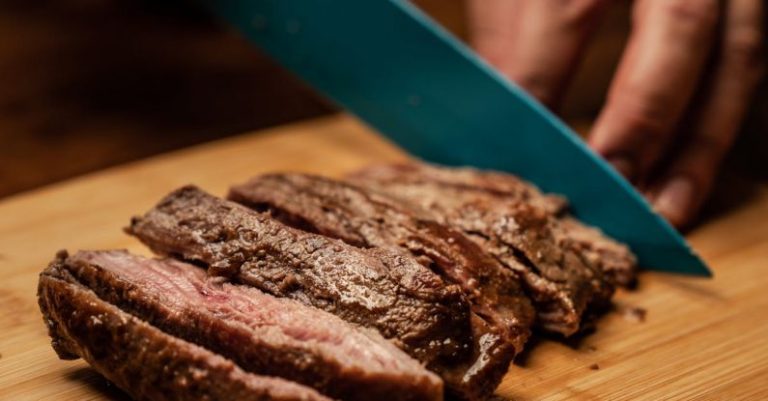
[127,186,472,369]
[228,173,536,400]
[553,217,637,287]
[38,257,332,401]
[352,163,637,287]
[357,162,569,216]
[40,250,442,401]
[350,163,620,336]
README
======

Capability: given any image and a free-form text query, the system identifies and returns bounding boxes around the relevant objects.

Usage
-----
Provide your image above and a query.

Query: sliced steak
[355,162,569,215]
[553,217,637,287]
[38,257,332,401]
[352,163,637,287]
[229,173,536,400]
[127,186,472,369]
[40,250,442,401]
[350,163,622,336]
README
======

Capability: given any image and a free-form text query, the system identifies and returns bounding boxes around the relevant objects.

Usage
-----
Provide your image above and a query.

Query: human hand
[468,0,766,228]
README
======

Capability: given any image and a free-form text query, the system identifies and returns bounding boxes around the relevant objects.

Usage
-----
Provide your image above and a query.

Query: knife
[203,0,710,276]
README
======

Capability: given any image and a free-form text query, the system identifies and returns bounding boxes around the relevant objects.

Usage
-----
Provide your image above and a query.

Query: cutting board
[1,115,767,400]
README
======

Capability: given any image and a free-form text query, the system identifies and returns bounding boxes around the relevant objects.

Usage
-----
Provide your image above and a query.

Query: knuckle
[660,0,720,28]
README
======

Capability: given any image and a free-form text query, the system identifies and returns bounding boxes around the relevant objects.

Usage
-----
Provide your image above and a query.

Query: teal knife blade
[205,0,710,276]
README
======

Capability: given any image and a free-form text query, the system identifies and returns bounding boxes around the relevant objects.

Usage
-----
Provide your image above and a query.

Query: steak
[228,173,537,400]
[553,217,637,287]
[351,163,637,286]
[40,250,442,401]
[127,186,472,368]
[350,163,631,336]
[38,254,332,401]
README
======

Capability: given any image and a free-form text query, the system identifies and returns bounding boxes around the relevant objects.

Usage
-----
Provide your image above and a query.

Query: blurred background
[1,0,765,200]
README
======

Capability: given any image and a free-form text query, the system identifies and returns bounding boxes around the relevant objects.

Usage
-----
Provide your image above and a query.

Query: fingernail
[607,156,636,182]
[654,176,696,227]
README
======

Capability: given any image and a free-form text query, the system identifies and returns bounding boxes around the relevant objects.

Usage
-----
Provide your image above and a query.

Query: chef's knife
[204,0,710,276]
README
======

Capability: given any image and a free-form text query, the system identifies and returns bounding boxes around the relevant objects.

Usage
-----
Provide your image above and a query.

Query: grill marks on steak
[228,173,537,400]
[38,254,333,401]
[350,163,635,336]
[41,250,443,401]
[127,186,472,368]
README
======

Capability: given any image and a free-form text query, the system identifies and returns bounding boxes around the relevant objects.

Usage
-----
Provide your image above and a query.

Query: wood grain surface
[1,115,767,400]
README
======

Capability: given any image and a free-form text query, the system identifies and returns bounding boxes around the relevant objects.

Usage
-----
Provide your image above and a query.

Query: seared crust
[350,163,636,335]
[38,254,333,401]
[229,173,536,400]
[39,250,443,401]
[127,186,472,368]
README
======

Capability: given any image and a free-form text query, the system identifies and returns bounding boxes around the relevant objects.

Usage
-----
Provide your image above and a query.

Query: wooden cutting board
[1,115,767,400]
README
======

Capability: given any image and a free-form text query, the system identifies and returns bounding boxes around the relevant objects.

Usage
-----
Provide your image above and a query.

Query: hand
[468,0,766,228]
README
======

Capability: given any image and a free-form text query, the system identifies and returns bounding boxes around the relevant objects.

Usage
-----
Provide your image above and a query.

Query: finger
[468,0,610,108]
[648,0,766,228]
[588,0,720,183]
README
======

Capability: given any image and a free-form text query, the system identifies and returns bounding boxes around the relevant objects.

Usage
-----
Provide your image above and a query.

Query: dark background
[1,0,765,200]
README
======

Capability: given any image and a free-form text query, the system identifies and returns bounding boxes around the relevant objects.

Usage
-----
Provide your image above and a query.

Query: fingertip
[651,175,698,229]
